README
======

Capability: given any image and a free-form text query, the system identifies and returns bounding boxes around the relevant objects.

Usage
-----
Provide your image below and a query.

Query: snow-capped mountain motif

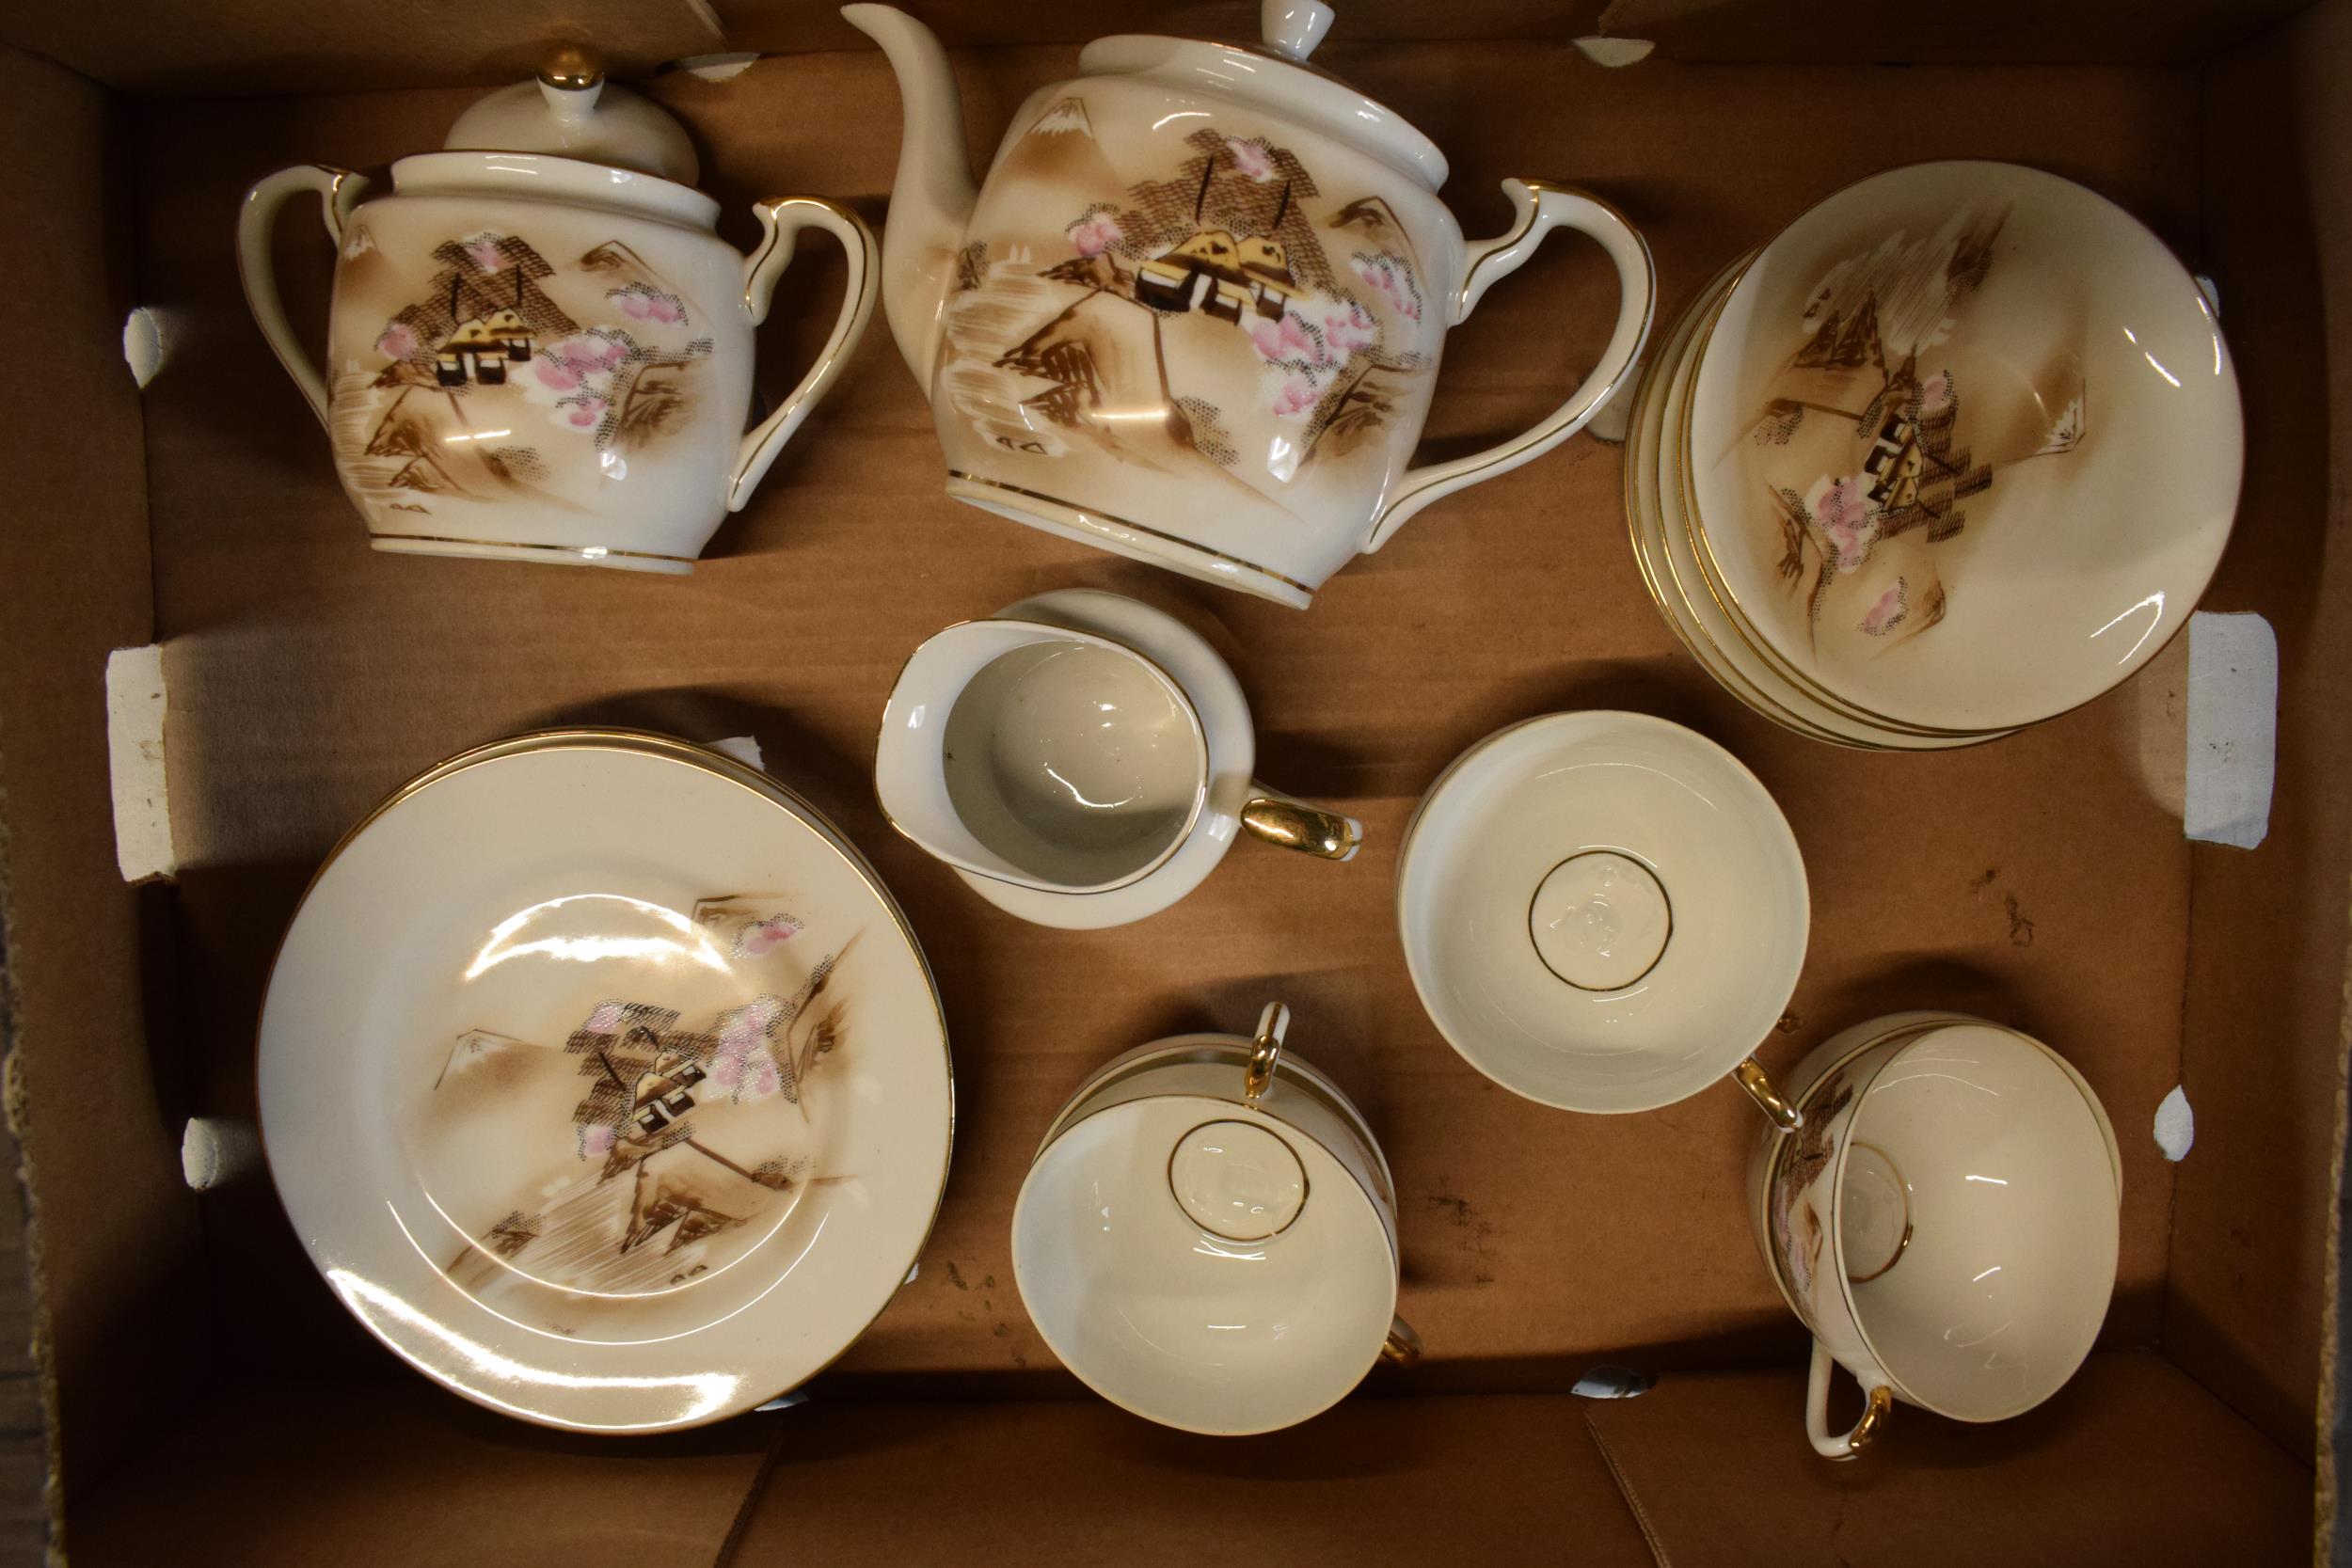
[1024,96,1094,137]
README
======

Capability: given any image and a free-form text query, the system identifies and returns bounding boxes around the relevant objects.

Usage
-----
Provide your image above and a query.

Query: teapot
[844,1,1654,607]
[236,47,879,573]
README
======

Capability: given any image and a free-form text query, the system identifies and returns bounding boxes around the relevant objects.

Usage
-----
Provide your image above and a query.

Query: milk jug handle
[236,166,368,429]
[1365,181,1654,553]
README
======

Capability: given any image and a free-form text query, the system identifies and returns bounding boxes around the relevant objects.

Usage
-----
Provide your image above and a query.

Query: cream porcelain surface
[1012,1020,1400,1435]
[891,590,1359,929]
[844,1,1653,606]
[1687,160,2240,730]
[1396,711,1809,1114]
[877,619,1209,895]
[258,735,952,1433]
[1627,259,2009,751]
[1751,1012,2120,1458]
[237,65,877,572]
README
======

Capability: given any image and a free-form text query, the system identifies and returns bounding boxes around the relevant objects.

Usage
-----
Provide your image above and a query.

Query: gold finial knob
[538,43,604,92]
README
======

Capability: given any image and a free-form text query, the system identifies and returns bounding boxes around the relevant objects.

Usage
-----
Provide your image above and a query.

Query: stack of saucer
[1626,161,2243,749]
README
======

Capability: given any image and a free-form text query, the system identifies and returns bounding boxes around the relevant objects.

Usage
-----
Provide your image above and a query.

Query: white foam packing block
[105,644,175,883]
[2184,611,2277,850]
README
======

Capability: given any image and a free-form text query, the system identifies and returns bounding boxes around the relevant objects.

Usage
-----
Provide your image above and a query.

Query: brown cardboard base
[0,1,2344,1560]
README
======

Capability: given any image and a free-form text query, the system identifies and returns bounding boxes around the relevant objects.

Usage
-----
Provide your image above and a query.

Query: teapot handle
[236,165,368,429]
[730,196,882,511]
[1363,181,1654,553]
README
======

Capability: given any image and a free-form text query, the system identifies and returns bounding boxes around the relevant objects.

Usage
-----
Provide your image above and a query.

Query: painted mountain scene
[328,221,715,529]
[408,895,861,1338]
[940,102,1436,530]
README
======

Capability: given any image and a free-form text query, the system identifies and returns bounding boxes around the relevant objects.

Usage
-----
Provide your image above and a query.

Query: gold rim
[1621,261,1881,750]
[868,616,1212,897]
[946,471,1316,597]
[369,532,696,565]
[252,725,956,1432]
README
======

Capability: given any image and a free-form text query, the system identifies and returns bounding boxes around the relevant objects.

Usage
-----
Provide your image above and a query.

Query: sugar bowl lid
[1080,0,1448,188]
[1010,1005,1401,1433]
[441,45,700,185]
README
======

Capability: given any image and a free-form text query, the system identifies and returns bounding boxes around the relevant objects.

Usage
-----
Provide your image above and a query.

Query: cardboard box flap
[2170,0,2352,1461]
[724,1394,1651,1565]
[1583,1354,2312,1564]
[64,1380,778,1568]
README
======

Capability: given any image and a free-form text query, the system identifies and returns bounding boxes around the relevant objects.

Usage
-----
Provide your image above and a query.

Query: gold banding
[1241,796,1360,860]
[945,471,1317,597]
[1242,1006,1286,1103]
[1735,1055,1803,1132]
[1847,1384,1895,1454]
[538,44,604,91]
[371,532,694,564]
[1381,1317,1424,1365]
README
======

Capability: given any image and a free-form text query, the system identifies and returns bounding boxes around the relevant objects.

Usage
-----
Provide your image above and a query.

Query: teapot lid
[441,46,701,186]
[1080,0,1447,189]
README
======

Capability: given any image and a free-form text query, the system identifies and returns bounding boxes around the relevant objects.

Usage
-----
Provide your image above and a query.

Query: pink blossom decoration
[739,913,803,957]
[613,285,687,325]
[375,322,418,361]
[578,1123,617,1160]
[1810,474,1876,572]
[710,997,787,1100]
[1249,310,1316,363]
[564,396,608,429]
[534,356,582,391]
[1916,369,1952,414]
[586,1001,625,1033]
[463,232,505,273]
[1226,138,1277,182]
[1270,375,1320,419]
[1859,580,1906,637]
[1322,303,1377,357]
[1351,253,1422,322]
[1065,212,1125,258]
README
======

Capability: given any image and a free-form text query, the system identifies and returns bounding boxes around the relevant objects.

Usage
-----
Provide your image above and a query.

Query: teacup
[1011,1003,1418,1433]
[876,591,1360,927]
[1747,1011,2121,1458]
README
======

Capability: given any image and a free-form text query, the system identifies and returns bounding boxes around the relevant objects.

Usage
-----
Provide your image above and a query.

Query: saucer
[946,590,1258,930]
[1686,161,2241,732]
[1396,712,1809,1113]
[258,730,953,1432]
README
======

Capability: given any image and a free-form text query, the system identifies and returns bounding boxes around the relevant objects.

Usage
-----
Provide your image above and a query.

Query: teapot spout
[842,4,976,391]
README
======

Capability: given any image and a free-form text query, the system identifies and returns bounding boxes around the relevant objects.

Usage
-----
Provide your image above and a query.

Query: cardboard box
[0,1,2342,1560]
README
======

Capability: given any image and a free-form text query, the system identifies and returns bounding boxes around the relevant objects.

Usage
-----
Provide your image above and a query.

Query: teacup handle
[1363,181,1655,553]
[1241,784,1362,862]
[1241,1002,1289,1101]
[730,196,881,510]
[1735,1055,1804,1132]
[1380,1316,1423,1365]
[1805,1339,1894,1460]
[236,164,370,429]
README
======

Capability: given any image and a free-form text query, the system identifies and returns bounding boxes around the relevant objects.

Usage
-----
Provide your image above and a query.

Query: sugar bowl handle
[1365,181,1654,552]
[730,196,881,510]
[1241,1002,1290,1102]
[1805,1339,1893,1460]
[237,165,369,429]
[1241,784,1362,862]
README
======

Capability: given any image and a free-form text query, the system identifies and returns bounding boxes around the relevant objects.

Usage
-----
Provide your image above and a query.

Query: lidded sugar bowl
[237,47,878,572]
